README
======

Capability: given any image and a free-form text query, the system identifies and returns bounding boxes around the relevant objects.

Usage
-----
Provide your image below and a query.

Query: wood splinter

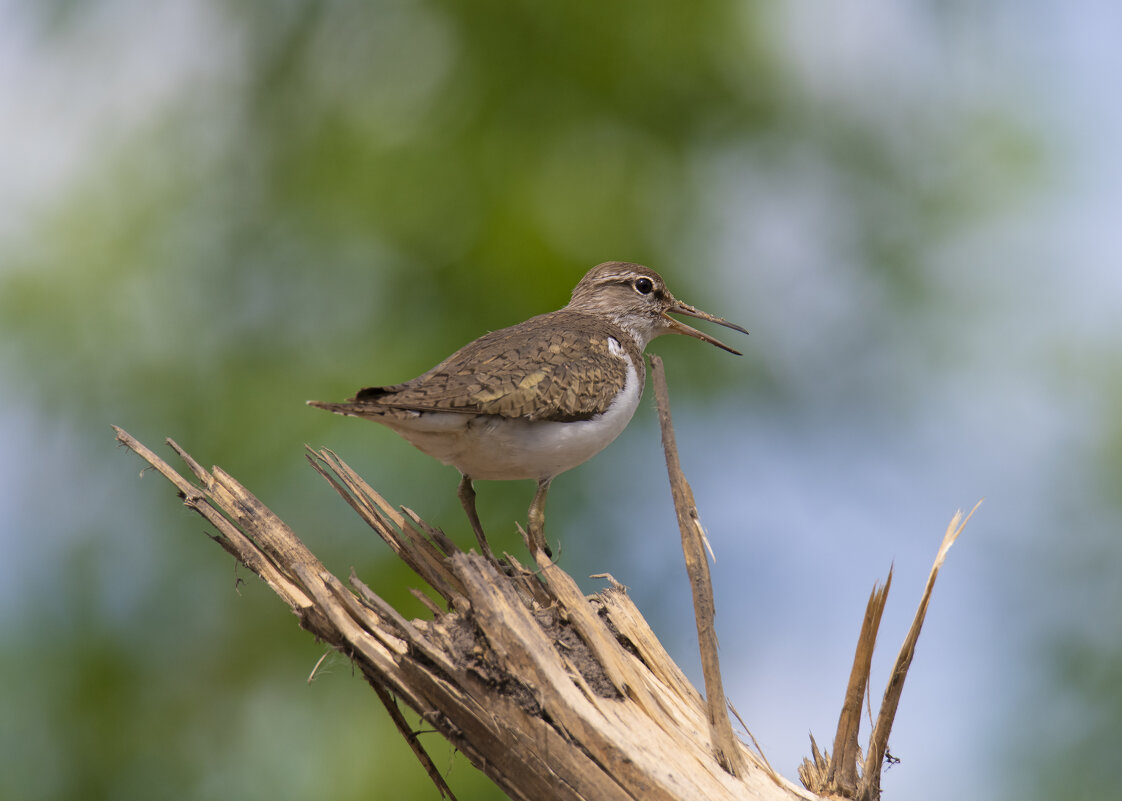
[800,502,981,800]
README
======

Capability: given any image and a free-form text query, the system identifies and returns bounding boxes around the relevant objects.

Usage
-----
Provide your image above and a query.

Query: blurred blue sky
[2,2,1121,800]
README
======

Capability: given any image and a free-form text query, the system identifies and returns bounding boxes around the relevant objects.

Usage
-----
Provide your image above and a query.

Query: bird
[308,261,747,560]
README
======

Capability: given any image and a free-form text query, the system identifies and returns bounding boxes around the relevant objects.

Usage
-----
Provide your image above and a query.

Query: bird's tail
[306,399,386,418]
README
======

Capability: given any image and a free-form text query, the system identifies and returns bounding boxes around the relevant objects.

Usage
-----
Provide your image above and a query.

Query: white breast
[384,358,643,481]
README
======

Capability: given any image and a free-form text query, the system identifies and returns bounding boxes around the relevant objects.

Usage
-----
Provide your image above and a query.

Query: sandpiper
[308,261,747,559]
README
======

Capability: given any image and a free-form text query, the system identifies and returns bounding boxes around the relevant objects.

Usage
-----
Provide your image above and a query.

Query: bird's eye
[634,277,654,295]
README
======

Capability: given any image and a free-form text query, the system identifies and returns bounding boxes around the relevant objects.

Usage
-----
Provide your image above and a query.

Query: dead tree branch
[649,354,748,779]
[113,396,976,801]
[799,503,980,800]
[112,425,814,801]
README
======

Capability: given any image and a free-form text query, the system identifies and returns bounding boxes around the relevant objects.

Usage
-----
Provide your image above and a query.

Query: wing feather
[352,312,636,422]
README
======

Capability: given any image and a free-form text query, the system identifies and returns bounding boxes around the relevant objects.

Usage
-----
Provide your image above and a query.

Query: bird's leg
[526,477,553,559]
[457,474,496,561]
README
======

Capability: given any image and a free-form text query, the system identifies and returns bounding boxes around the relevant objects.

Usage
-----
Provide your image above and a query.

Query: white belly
[381,360,643,481]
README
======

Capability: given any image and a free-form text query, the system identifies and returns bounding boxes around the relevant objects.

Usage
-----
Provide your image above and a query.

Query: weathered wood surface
[113,425,815,801]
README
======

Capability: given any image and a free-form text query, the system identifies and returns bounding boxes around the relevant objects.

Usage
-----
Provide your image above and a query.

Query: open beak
[663,301,749,355]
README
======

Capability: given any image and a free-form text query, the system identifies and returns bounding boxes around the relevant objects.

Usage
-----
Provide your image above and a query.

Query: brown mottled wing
[351,311,634,422]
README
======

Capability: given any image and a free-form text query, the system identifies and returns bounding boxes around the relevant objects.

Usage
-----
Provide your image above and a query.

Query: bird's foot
[457,475,498,563]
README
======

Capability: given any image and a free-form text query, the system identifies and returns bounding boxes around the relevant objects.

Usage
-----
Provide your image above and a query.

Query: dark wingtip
[352,386,389,402]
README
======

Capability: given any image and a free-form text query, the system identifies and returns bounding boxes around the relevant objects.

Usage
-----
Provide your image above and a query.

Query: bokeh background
[3,2,1120,800]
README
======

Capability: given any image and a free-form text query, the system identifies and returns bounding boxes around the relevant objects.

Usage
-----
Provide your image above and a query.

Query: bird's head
[568,261,748,353]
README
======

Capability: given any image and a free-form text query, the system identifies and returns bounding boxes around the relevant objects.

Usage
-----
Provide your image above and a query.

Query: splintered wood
[113,410,974,801]
[113,426,813,801]
[649,353,748,779]
[799,503,980,801]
